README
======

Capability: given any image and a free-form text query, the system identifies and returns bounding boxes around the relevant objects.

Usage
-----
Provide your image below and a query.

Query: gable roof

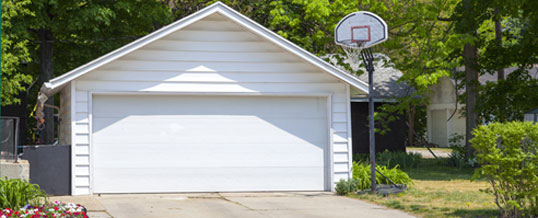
[41,1,369,96]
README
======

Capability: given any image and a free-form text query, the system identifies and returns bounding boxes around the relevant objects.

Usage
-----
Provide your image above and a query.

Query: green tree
[15,0,172,143]
[452,0,538,154]
[1,0,33,105]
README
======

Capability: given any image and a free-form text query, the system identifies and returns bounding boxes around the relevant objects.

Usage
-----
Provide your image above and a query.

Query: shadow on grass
[404,158,479,181]
[448,208,499,218]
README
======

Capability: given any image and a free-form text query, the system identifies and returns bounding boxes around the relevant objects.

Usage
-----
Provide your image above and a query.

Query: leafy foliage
[335,179,359,196]
[354,150,422,169]
[471,121,538,217]
[1,0,34,105]
[446,133,478,168]
[0,178,47,209]
[352,162,413,190]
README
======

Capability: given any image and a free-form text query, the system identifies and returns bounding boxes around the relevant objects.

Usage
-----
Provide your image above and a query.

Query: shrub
[471,121,538,217]
[0,177,47,209]
[335,179,359,195]
[353,150,422,169]
[352,162,412,190]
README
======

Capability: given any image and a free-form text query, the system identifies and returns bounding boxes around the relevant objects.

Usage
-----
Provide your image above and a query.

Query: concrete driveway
[51,192,415,218]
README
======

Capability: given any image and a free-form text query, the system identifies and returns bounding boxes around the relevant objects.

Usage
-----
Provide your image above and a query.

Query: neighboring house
[427,67,538,147]
[38,2,369,195]
[325,54,410,154]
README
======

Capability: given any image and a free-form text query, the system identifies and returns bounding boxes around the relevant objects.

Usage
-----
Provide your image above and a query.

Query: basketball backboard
[335,11,388,48]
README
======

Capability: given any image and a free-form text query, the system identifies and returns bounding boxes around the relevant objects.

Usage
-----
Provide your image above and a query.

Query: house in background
[427,67,538,147]
[427,76,465,147]
[38,2,368,195]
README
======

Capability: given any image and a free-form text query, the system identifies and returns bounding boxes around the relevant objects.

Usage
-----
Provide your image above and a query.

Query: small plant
[471,121,538,217]
[335,179,359,195]
[352,162,412,190]
[353,150,422,169]
[447,133,477,168]
[0,177,47,209]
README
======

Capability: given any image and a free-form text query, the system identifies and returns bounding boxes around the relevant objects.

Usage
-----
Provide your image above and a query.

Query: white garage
[41,2,368,195]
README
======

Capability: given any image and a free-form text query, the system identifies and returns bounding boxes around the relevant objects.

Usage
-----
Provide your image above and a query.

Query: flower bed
[0,202,87,218]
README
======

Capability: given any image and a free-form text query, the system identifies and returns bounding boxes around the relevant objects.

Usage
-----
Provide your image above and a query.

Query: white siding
[70,13,353,194]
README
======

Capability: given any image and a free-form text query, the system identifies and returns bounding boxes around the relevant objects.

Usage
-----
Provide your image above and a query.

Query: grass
[348,158,499,218]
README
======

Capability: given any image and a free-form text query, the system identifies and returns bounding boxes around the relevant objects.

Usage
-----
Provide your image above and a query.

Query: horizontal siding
[83,71,338,83]
[123,50,295,62]
[163,30,259,42]
[75,81,346,93]
[183,20,246,31]
[101,60,316,72]
[145,40,280,52]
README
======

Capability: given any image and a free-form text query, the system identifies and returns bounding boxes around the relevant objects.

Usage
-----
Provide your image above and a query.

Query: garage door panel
[95,167,325,193]
[93,116,327,145]
[93,95,326,117]
[94,143,324,168]
[92,95,328,193]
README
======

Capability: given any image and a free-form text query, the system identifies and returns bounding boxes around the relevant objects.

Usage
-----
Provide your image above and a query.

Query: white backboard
[335,11,388,48]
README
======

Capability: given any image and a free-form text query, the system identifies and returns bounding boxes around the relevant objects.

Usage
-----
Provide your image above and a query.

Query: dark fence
[351,102,407,155]
[22,145,71,195]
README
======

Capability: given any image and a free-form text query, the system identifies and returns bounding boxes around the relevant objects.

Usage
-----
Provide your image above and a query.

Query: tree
[1,0,33,105]
[14,0,172,143]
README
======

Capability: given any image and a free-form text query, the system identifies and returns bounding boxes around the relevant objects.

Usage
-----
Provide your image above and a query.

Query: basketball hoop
[335,11,388,194]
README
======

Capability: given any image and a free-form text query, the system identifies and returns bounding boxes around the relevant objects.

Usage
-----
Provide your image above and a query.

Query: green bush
[352,162,412,190]
[353,150,422,169]
[335,179,359,195]
[0,177,47,209]
[471,121,538,217]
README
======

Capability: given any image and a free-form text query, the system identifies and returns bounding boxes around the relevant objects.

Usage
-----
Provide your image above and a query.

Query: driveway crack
[217,193,255,211]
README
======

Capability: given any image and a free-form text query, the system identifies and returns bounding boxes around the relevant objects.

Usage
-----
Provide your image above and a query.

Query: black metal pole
[361,48,376,193]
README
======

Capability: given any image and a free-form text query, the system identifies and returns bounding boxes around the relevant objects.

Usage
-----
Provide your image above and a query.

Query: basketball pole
[361,48,376,193]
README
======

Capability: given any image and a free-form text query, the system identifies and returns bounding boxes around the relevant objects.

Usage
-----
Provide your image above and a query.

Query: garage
[41,2,368,195]
[92,95,328,193]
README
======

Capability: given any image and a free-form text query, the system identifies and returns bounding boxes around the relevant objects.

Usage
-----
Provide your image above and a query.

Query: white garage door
[92,95,328,193]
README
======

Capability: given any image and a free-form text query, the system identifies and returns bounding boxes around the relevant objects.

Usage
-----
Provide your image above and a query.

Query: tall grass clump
[0,177,47,209]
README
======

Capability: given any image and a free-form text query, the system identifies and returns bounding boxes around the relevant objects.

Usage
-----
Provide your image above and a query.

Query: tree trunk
[38,29,55,144]
[407,105,415,148]
[462,0,479,159]
[495,8,504,80]
[464,43,478,159]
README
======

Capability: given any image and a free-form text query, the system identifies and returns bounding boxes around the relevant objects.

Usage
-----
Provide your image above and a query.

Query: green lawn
[349,159,499,218]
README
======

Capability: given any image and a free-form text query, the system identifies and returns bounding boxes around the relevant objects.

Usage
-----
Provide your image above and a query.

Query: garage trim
[86,91,334,193]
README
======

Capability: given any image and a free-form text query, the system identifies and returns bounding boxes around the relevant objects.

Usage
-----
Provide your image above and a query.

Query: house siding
[69,13,353,195]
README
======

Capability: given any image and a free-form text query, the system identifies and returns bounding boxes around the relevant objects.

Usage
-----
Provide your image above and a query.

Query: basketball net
[340,41,365,69]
